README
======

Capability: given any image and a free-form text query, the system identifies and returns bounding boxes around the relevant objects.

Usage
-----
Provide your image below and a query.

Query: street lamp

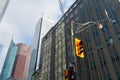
[70,10,116,80]
[71,19,105,35]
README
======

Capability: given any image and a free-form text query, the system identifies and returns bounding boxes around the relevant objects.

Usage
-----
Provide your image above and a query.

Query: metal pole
[105,10,112,25]
[105,10,117,80]
[71,21,78,80]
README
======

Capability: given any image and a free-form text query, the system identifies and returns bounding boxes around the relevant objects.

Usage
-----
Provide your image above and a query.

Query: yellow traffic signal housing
[75,38,84,58]
[64,70,69,80]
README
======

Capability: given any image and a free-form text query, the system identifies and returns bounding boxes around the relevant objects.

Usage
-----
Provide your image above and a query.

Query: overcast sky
[0,0,75,73]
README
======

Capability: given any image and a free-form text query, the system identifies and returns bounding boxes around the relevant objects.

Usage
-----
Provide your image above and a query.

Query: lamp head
[98,23,103,29]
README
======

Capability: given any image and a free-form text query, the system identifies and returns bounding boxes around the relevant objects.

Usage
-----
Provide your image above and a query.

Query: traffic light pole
[71,21,79,80]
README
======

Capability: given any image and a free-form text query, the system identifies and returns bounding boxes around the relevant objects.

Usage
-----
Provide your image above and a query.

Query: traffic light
[64,67,75,80]
[74,38,84,58]
[69,66,75,80]
[64,70,69,80]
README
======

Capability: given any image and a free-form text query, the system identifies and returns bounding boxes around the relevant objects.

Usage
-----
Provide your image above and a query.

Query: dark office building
[32,38,47,80]
[33,0,120,80]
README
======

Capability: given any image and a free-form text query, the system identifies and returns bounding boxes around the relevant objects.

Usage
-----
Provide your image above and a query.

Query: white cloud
[0,0,75,73]
[0,0,61,73]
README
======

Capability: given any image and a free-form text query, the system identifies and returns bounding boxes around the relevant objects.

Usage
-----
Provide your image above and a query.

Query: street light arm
[74,21,96,33]
[72,19,107,34]
[71,20,96,26]
[75,22,96,34]
[71,20,84,26]
[71,10,116,35]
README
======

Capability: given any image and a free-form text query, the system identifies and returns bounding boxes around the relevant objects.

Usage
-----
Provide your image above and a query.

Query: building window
[96,45,102,50]
[90,62,96,70]
[93,31,98,40]
[104,74,112,80]
[118,33,120,41]
[111,53,119,62]
[102,25,109,32]
[70,13,73,19]
[79,4,85,23]
[74,9,78,15]
[79,4,83,9]
[106,38,113,46]
[100,59,106,67]
[86,37,90,43]
[75,16,80,22]
[93,0,105,20]
[88,51,93,55]
[102,25,112,40]
[85,0,93,20]
[116,72,120,80]
[66,17,69,23]
[82,66,88,73]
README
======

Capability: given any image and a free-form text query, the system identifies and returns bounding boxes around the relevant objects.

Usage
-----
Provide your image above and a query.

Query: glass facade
[33,0,120,80]
[0,39,17,80]
[28,49,37,80]
[28,18,42,80]
[12,44,31,80]
[0,0,10,22]
[29,17,53,80]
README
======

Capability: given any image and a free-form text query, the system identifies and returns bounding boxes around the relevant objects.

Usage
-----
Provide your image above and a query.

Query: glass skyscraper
[28,18,42,80]
[28,17,54,80]
[12,43,31,80]
[0,0,10,22]
[33,0,120,80]
[0,39,17,80]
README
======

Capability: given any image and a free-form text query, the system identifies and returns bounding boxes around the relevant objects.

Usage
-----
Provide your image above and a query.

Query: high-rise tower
[28,16,54,80]
[0,39,17,80]
[12,43,31,80]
